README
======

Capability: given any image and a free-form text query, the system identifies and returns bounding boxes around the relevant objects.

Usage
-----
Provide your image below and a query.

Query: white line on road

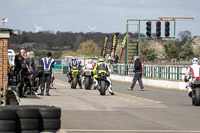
[58,129,200,132]
[55,83,67,87]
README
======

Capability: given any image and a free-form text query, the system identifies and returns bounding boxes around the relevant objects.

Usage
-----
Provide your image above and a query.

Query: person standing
[128,56,144,91]
[114,53,119,64]
[108,52,115,65]
[14,49,26,97]
[41,52,55,96]
[29,51,44,94]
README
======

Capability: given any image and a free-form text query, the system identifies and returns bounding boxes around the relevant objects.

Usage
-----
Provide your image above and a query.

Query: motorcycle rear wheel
[100,80,106,95]
[195,87,200,106]
[85,77,91,90]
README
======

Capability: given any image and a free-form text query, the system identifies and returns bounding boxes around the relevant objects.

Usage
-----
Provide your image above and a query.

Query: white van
[8,49,16,66]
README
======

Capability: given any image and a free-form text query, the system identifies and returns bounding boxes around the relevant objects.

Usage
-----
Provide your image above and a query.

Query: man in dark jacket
[29,51,44,94]
[14,49,26,97]
[128,56,144,91]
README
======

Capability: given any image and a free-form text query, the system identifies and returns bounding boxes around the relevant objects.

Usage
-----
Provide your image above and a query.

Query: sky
[0,0,199,37]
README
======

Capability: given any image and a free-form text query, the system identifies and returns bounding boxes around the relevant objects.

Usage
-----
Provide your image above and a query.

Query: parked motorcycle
[83,69,93,90]
[97,70,109,95]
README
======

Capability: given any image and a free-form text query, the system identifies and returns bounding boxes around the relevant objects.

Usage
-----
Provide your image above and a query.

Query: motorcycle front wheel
[71,77,77,89]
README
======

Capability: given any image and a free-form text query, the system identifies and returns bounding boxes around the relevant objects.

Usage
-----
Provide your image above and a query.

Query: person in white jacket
[185,58,200,97]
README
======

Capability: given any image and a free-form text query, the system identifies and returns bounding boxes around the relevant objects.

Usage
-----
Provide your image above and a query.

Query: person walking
[128,56,144,91]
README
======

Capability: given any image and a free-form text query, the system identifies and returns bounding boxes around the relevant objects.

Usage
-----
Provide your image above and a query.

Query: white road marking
[58,129,200,132]
[55,83,67,87]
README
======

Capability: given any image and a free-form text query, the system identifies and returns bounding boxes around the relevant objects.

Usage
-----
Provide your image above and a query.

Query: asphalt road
[21,73,200,133]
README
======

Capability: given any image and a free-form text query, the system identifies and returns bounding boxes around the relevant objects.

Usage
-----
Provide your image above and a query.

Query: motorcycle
[71,66,79,89]
[97,70,109,95]
[189,77,200,106]
[83,69,93,90]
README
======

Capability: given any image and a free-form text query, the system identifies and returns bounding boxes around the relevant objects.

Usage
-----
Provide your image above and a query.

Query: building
[8,44,21,49]
[21,42,48,49]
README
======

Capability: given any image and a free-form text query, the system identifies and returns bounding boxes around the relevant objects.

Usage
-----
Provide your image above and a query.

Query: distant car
[8,49,16,66]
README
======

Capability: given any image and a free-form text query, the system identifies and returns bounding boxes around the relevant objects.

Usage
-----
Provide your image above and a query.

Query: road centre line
[114,92,162,104]
[55,83,66,87]
[55,79,161,104]
[84,90,137,103]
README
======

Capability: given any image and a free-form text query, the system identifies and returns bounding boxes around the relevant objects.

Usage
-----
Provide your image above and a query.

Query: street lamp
[1,18,7,27]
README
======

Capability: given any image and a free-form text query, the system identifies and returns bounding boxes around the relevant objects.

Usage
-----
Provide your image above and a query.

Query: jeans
[130,72,144,89]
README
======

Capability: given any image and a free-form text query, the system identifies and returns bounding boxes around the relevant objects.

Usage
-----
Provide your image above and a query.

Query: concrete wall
[109,74,187,90]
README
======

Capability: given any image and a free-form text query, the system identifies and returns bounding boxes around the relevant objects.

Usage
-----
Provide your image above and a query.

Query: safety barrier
[52,65,68,74]
[53,64,189,81]
[110,64,189,81]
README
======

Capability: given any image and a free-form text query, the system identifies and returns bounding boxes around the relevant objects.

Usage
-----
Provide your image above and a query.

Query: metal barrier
[109,64,188,81]
[53,64,189,81]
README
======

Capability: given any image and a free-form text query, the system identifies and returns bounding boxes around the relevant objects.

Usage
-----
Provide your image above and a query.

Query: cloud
[0,0,199,36]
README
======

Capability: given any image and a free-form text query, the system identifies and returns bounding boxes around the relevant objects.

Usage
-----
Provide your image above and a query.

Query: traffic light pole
[125,17,194,65]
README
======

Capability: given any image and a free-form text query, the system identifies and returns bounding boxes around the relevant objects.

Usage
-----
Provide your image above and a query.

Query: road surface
[21,73,200,133]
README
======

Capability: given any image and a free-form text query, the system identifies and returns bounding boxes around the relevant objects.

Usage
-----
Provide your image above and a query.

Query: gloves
[107,73,110,76]
[184,76,189,82]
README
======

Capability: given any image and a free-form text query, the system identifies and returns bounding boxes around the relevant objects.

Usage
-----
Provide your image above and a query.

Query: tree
[77,40,100,57]
[179,40,194,60]
[149,40,167,60]
[140,39,157,61]
[192,36,200,57]
[163,41,179,60]
[178,30,192,42]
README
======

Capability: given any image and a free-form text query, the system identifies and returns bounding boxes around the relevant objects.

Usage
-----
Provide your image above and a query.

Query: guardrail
[110,64,188,81]
[53,64,189,81]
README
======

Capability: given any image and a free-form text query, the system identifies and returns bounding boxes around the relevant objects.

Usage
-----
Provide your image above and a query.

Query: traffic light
[156,21,161,37]
[165,21,170,37]
[146,21,151,37]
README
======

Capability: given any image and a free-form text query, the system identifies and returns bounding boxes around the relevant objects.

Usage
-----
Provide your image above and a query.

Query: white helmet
[192,58,199,64]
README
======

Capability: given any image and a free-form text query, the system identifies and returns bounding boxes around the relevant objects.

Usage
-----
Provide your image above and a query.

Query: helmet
[72,56,76,61]
[192,58,199,64]
[88,59,93,64]
[98,57,104,62]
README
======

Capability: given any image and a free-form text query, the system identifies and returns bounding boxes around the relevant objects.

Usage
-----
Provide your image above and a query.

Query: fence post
[168,66,170,80]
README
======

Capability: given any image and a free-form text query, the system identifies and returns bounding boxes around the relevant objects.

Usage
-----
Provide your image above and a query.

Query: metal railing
[53,64,189,81]
[109,64,188,81]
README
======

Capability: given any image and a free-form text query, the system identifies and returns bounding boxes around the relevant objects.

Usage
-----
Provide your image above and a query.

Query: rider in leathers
[93,57,114,95]
[82,59,95,84]
[41,52,55,96]
[14,49,26,97]
[29,51,44,94]
[185,58,200,97]
[67,56,82,89]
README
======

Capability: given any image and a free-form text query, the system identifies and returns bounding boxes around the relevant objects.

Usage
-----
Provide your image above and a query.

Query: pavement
[20,73,200,133]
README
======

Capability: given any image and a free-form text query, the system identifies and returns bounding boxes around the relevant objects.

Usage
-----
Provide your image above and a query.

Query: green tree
[140,39,157,61]
[77,40,100,57]
[164,41,179,59]
[179,40,194,60]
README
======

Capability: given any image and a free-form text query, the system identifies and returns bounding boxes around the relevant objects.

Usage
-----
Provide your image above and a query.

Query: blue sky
[0,0,199,37]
